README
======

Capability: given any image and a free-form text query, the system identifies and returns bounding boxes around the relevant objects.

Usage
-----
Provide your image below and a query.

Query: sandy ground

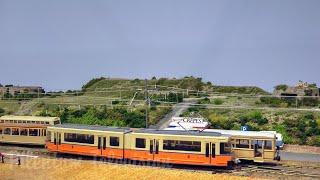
[0,157,253,180]
[283,144,320,154]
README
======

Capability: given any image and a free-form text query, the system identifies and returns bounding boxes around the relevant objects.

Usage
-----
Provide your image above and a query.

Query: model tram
[0,115,60,145]
[0,115,281,166]
[46,124,235,168]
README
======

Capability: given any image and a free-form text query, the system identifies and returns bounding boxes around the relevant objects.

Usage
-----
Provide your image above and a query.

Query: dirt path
[151,98,198,129]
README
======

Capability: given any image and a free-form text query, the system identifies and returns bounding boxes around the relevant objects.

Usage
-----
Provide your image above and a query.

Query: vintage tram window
[45,122,49,125]
[0,128,2,134]
[264,140,272,150]
[64,133,94,144]
[12,128,19,135]
[135,138,146,148]
[29,129,39,136]
[235,139,249,148]
[46,131,51,141]
[20,129,28,136]
[251,140,263,149]
[220,143,231,154]
[0,120,3,123]
[4,128,11,135]
[110,136,120,147]
[163,140,201,152]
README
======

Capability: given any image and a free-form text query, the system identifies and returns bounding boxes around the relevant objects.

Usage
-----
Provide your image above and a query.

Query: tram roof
[165,127,276,138]
[0,115,59,122]
[51,124,131,133]
[134,129,228,137]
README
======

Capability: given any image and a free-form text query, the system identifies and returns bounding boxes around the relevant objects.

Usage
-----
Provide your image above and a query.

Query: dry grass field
[0,157,254,180]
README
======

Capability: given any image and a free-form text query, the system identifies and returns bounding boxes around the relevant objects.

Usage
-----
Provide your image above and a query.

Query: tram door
[253,140,263,159]
[149,139,159,161]
[205,142,216,164]
[54,132,61,150]
[97,136,107,156]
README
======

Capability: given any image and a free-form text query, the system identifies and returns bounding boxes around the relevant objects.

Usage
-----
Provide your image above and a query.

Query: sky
[0,0,319,92]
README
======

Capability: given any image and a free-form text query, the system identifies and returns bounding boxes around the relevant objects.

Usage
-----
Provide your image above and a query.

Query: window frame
[163,140,201,152]
[110,136,120,147]
[64,133,95,145]
[235,139,250,149]
[135,138,146,149]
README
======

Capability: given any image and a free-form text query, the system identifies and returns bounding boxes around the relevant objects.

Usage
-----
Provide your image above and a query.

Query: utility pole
[37,88,40,102]
[145,79,149,128]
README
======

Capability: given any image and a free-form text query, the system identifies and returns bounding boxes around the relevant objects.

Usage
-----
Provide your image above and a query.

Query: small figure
[17,157,21,165]
[0,152,4,163]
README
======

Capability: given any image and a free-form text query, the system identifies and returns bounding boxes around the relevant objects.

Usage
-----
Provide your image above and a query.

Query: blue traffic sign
[241,125,248,131]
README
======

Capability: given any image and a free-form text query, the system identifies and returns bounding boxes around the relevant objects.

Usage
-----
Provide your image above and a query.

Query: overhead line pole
[145,79,149,128]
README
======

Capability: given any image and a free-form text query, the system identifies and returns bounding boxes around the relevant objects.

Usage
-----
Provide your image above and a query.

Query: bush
[167,92,183,103]
[213,98,223,105]
[198,97,210,104]
[306,136,320,146]
[274,84,288,91]
[0,107,5,115]
[300,97,319,107]
[82,77,106,90]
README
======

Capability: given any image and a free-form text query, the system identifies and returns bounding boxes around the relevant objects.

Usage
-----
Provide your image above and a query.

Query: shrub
[82,77,106,90]
[274,84,288,91]
[213,98,223,105]
[0,107,5,115]
[198,97,210,104]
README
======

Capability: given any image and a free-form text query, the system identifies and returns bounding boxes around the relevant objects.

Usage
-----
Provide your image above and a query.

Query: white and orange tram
[46,124,235,168]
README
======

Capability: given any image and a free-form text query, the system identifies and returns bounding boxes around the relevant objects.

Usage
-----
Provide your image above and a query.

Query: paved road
[281,151,320,162]
[151,98,199,129]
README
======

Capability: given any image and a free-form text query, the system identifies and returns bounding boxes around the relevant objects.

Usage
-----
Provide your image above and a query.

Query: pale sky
[0,0,319,92]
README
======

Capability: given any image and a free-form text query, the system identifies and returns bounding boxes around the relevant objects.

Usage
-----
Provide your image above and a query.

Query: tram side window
[0,128,2,134]
[110,136,119,147]
[4,128,11,135]
[163,140,201,152]
[46,131,51,141]
[251,140,263,149]
[135,138,146,148]
[64,133,94,144]
[12,128,19,135]
[220,143,231,154]
[235,139,250,148]
[264,140,272,150]
[29,129,39,136]
[20,129,28,136]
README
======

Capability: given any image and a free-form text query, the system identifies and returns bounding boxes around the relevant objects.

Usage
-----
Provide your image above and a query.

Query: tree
[274,84,288,91]
[308,83,317,88]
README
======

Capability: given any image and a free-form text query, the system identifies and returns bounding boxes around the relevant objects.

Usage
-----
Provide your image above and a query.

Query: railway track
[239,164,320,178]
[1,144,320,179]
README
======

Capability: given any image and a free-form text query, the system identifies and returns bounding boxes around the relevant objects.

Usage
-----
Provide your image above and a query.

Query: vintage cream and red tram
[165,127,280,163]
[46,124,235,168]
[0,115,60,145]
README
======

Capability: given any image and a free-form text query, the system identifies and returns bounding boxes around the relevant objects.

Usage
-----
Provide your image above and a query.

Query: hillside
[81,76,269,96]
